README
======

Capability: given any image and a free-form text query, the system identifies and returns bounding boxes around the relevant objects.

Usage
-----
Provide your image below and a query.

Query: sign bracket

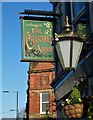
[17,9,61,17]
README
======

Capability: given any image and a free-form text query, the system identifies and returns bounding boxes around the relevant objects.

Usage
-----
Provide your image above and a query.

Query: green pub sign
[21,18,55,61]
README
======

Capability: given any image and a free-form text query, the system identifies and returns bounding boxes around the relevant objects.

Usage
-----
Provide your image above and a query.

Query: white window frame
[40,92,49,114]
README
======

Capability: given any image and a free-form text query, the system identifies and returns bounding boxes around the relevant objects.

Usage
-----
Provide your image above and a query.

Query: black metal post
[3,90,19,119]
[16,91,18,120]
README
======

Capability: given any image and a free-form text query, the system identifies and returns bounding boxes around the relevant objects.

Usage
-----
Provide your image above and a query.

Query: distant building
[26,62,56,119]
[18,108,26,119]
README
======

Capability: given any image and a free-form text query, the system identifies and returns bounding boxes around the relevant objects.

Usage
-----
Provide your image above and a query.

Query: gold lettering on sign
[25,32,53,54]
[25,20,54,56]
[26,23,42,27]
[31,28,42,34]
[26,32,52,43]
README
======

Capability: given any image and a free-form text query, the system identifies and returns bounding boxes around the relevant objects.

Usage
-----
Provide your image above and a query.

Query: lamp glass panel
[72,40,83,68]
[57,40,70,68]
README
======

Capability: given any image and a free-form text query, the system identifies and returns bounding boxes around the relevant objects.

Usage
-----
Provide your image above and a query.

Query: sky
[1,1,53,118]
[1,0,93,2]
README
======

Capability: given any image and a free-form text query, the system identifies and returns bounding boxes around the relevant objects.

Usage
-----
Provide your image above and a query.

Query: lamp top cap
[54,15,85,40]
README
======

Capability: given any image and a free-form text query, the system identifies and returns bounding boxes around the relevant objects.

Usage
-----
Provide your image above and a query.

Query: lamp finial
[64,15,71,31]
[66,15,69,26]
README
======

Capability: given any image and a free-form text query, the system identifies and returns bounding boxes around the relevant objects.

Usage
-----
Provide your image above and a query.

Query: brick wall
[27,62,56,119]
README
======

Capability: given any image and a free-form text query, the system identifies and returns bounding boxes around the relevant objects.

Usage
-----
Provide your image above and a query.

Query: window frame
[40,92,50,114]
[70,2,85,22]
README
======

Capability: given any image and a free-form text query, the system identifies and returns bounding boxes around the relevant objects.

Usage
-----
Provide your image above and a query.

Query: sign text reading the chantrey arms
[21,19,55,61]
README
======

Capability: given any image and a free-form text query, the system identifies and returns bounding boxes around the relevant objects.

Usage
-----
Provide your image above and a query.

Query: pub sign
[21,17,55,61]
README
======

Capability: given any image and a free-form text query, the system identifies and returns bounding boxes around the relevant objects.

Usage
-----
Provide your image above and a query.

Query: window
[40,92,50,114]
[70,2,87,38]
[70,2,85,19]
[73,2,85,17]
[70,2,85,22]
[77,22,87,38]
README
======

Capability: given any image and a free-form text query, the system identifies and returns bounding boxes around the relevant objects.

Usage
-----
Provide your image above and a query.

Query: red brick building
[26,62,56,119]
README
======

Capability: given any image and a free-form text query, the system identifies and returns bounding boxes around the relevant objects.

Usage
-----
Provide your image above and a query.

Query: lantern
[54,16,84,70]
